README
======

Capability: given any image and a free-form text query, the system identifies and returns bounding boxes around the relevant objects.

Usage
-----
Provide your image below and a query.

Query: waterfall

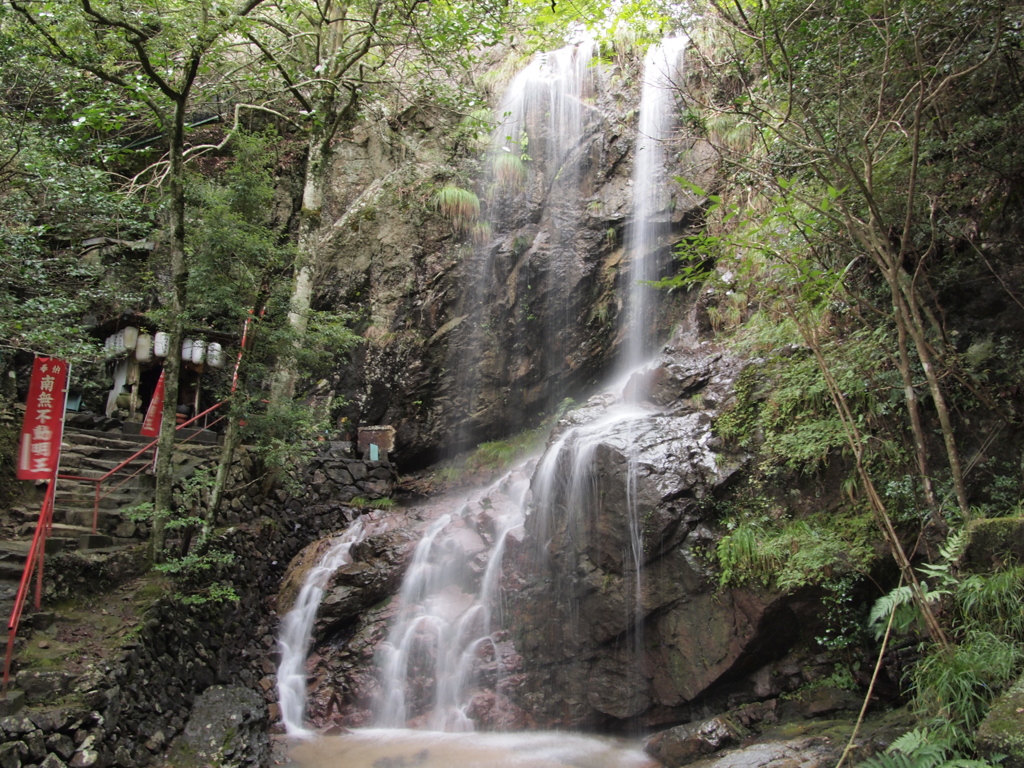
[451,41,601,452]
[621,37,688,377]
[517,36,689,727]
[374,467,532,729]
[277,519,367,737]
[370,36,688,730]
[275,36,690,740]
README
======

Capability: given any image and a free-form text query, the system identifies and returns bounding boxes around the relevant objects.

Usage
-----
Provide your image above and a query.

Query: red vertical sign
[17,357,69,481]
[140,370,165,437]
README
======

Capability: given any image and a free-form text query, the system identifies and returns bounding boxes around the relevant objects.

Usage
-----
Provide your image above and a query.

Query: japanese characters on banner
[17,357,69,481]
[140,371,165,437]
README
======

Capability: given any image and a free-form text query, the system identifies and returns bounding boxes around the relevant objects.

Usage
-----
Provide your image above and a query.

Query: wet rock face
[277,518,420,642]
[505,341,804,728]
[306,65,712,467]
[280,341,822,733]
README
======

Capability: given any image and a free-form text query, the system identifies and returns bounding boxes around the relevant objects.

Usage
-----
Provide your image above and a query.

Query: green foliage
[239,400,326,485]
[0,397,20,508]
[859,727,1001,768]
[714,330,900,476]
[914,629,1023,749]
[0,113,151,358]
[184,130,292,329]
[493,151,527,189]
[868,529,1024,750]
[467,427,548,472]
[716,512,874,592]
[815,574,870,653]
[349,496,396,510]
[433,184,481,233]
[124,470,238,606]
[957,566,1024,640]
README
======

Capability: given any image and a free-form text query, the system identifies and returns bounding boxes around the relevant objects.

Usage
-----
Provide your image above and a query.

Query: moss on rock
[976,673,1024,768]
[961,517,1024,573]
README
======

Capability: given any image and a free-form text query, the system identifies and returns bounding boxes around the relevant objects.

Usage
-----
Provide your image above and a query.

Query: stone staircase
[1,425,222,639]
[9,427,220,538]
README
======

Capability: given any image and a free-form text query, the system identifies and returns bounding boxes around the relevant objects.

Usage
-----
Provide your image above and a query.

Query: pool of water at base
[283,728,660,768]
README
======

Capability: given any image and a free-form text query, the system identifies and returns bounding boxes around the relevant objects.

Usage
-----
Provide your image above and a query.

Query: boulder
[961,517,1024,573]
[976,673,1024,767]
[163,685,269,768]
[645,716,745,767]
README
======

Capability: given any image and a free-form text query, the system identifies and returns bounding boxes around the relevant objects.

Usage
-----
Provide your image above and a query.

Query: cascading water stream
[276,518,367,737]
[523,36,689,726]
[374,467,531,730]
[621,36,689,378]
[451,42,600,452]
[275,36,689,755]
[621,36,687,723]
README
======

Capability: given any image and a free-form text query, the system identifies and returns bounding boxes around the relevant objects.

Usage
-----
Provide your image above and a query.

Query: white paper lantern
[122,326,139,350]
[191,339,206,364]
[135,334,153,363]
[153,332,169,358]
[181,338,193,361]
[207,342,225,369]
[114,329,126,351]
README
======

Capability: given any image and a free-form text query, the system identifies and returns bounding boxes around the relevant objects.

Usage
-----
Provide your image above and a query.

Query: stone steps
[6,426,221,546]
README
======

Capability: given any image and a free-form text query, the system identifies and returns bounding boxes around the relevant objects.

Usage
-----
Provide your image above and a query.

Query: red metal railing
[2,399,229,695]
[56,400,229,534]
[3,481,55,692]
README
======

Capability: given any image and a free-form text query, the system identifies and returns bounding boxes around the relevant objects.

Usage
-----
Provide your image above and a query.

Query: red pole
[231,305,265,393]
[2,630,15,694]
[33,482,54,610]
[34,537,43,611]
[92,481,100,535]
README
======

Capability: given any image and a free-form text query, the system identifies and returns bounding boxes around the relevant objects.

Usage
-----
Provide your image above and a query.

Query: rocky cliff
[302,51,716,467]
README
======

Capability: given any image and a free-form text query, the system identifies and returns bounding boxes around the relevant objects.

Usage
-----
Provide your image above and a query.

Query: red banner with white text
[140,370,165,437]
[17,357,69,480]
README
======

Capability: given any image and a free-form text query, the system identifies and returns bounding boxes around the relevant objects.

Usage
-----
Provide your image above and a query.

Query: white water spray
[276,519,367,737]
[374,468,532,730]
[622,37,688,376]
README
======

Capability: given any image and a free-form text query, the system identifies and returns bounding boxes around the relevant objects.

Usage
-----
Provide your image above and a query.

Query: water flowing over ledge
[277,519,368,737]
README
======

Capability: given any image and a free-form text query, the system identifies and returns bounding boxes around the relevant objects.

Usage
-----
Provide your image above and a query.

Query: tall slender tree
[9,0,269,557]
[246,0,512,407]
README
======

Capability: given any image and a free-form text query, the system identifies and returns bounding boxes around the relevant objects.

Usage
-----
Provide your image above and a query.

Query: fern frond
[858,752,917,768]
[868,585,914,637]
[939,529,968,565]
[888,728,935,755]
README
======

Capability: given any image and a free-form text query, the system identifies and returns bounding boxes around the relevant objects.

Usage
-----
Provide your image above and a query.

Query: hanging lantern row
[181,339,225,368]
[104,328,225,368]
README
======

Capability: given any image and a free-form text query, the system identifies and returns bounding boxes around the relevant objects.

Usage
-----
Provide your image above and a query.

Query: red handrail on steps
[3,481,55,693]
[2,399,229,696]
[57,400,229,534]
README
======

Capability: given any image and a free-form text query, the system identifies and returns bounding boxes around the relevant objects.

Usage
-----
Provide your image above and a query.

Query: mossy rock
[976,673,1024,768]
[961,517,1024,573]
[163,685,268,768]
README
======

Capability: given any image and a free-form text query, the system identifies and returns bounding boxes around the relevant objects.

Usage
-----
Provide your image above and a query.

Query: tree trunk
[268,132,328,407]
[888,276,939,516]
[206,414,241,536]
[151,98,190,561]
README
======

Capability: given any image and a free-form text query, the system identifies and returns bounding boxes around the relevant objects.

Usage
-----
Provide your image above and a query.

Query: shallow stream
[284,729,658,768]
